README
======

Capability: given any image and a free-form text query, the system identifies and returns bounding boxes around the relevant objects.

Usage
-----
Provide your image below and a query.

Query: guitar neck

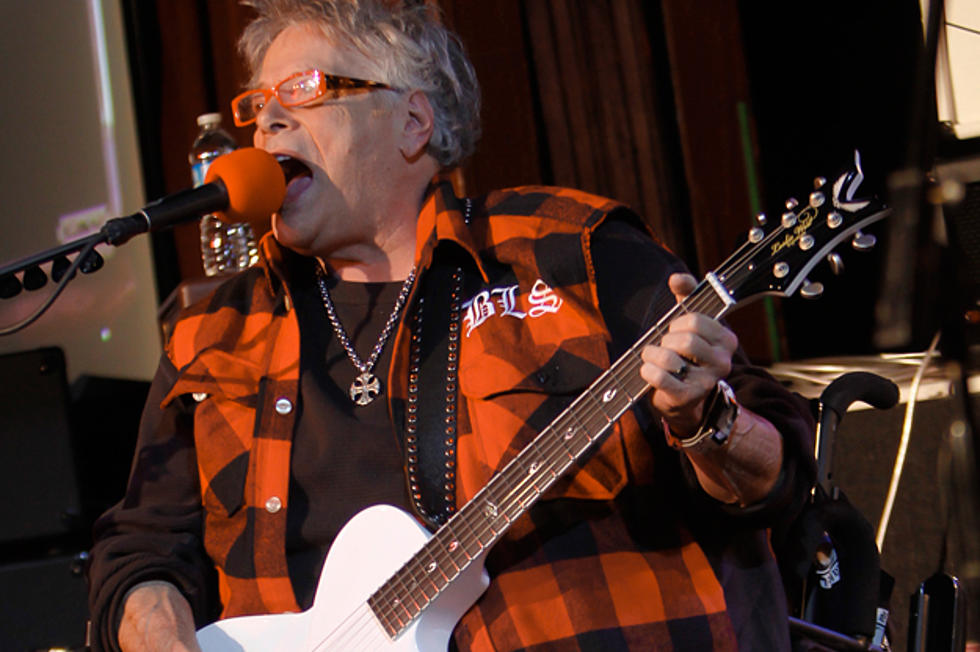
[366,271,738,638]
[364,155,888,639]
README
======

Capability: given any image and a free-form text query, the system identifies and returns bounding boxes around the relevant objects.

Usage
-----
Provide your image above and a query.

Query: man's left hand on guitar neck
[640,273,784,507]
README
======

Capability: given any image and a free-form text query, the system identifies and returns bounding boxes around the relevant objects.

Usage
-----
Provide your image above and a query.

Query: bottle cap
[196,112,223,127]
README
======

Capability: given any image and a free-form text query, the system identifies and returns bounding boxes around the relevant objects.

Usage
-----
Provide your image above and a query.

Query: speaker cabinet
[0,347,83,543]
[0,551,89,651]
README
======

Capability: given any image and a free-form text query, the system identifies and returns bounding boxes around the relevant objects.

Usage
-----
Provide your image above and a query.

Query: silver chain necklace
[315,264,417,406]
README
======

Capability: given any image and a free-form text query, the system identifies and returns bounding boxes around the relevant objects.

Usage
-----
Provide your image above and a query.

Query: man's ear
[400,90,435,162]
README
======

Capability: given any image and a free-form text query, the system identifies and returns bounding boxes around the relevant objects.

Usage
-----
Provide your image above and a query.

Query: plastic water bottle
[189,113,258,275]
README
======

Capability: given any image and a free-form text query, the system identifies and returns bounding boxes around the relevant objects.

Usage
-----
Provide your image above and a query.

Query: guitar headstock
[716,151,890,304]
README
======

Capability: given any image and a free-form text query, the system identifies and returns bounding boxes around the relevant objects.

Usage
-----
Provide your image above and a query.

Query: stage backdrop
[0,0,160,383]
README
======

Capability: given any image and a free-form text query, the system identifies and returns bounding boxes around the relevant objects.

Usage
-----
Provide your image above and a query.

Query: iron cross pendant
[350,371,382,406]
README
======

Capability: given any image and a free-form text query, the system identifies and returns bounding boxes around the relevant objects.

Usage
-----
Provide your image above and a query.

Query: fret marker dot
[603,388,617,402]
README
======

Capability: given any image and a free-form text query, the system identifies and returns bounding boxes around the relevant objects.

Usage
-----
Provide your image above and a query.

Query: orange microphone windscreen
[204,147,286,225]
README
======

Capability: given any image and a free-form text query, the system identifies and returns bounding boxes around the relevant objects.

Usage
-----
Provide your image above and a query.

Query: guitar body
[197,505,490,651]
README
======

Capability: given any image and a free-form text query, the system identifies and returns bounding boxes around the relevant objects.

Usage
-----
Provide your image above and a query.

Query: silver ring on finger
[669,360,689,382]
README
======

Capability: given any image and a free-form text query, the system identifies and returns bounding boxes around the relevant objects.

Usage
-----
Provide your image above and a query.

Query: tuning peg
[782,211,797,228]
[852,231,876,251]
[800,279,825,299]
[827,211,843,229]
[809,191,825,208]
[749,226,764,243]
[827,252,845,275]
[785,197,799,210]
[814,176,827,189]
[755,212,767,226]
[22,265,47,291]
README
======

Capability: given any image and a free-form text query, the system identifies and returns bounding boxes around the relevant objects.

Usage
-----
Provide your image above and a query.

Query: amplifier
[0,551,89,650]
[0,347,83,543]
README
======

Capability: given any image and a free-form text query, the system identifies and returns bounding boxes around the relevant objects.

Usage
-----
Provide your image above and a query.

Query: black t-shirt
[286,262,413,607]
[282,218,687,607]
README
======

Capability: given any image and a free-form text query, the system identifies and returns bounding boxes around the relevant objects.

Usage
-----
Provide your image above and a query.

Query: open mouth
[275,154,313,184]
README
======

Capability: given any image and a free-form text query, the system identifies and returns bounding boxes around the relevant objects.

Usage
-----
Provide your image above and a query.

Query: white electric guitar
[197,154,888,651]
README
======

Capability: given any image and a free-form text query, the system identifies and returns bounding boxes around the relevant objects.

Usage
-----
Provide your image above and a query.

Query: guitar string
[305,602,379,651]
[450,290,728,527]
[307,299,720,650]
[471,199,860,528]
[362,214,790,624]
[224,213,831,651]
[389,204,857,615]
[365,288,727,631]
[363,203,871,638]
[309,221,802,646]
[365,287,729,633]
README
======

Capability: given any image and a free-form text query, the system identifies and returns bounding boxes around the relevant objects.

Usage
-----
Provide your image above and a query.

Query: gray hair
[239,0,481,168]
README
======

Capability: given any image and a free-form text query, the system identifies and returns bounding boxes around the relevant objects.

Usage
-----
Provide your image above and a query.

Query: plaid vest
[163,183,736,650]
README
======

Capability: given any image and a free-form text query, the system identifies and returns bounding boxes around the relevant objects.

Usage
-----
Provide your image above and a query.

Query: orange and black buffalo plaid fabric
[393,184,739,649]
[89,182,814,651]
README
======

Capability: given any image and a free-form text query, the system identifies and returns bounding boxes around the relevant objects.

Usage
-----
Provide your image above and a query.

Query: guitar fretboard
[365,278,733,639]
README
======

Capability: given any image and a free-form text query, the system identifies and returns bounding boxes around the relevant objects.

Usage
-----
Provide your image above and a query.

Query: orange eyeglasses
[231,69,395,126]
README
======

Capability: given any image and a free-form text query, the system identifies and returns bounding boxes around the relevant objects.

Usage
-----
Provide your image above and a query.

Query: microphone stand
[0,232,106,280]
[0,231,109,337]
[0,199,208,336]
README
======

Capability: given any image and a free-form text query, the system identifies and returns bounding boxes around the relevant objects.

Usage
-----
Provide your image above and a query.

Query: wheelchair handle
[820,371,900,418]
[816,372,899,495]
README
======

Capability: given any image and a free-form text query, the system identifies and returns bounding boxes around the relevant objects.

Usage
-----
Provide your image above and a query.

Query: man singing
[88,1,815,650]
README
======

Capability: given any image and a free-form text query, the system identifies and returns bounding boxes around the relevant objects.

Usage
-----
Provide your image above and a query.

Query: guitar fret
[563,413,593,457]
[418,546,451,607]
[553,419,579,460]
[434,533,461,575]
[415,555,441,597]
[478,486,506,538]
[370,570,416,638]
[585,383,616,422]
[514,453,549,497]
[595,375,631,420]
[397,558,433,610]
[457,507,487,554]
[579,393,612,438]
[549,426,580,476]
[390,569,419,616]
[367,594,397,637]
[434,526,469,572]
[461,503,491,550]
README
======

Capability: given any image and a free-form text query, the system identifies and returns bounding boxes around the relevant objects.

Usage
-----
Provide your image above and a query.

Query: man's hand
[118,580,202,652]
[639,272,739,435]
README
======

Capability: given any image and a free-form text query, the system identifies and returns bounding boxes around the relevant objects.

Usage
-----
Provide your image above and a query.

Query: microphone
[101,147,287,246]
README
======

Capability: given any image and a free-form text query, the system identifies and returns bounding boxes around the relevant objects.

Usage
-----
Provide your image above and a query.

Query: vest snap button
[274,397,293,415]
[265,496,282,513]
